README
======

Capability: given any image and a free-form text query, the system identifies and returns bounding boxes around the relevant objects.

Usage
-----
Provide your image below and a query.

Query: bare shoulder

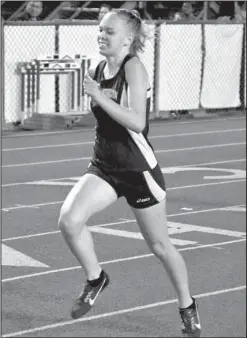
[125,57,149,85]
[125,57,147,75]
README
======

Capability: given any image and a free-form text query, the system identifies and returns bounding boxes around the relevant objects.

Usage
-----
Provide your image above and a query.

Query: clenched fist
[83,74,101,102]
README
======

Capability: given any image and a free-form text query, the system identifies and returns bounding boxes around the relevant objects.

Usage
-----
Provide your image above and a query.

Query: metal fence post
[153,21,161,118]
[240,24,246,109]
[1,18,5,128]
[55,24,60,113]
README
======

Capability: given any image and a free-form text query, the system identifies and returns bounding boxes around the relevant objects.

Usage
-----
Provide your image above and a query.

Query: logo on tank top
[101,88,118,100]
[91,88,118,107]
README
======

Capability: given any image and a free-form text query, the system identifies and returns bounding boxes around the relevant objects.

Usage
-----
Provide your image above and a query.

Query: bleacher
[1,1,205,21]
[1,1,134,21]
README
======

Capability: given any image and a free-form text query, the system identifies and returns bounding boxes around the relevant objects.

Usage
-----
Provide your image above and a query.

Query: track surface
[2,116,246,337]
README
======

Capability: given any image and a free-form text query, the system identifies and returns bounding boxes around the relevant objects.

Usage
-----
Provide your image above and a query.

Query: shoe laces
[78,281,92,299]
[84,290,93,302]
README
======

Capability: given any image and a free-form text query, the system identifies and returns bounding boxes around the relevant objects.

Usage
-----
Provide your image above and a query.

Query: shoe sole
[182,329,201,338]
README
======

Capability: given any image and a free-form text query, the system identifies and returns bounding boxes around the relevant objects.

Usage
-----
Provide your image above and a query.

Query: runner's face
[97,13,132,56]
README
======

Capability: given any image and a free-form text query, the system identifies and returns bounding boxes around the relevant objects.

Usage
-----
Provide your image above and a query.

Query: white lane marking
[14,204,40,209]
[2,179,246,212]
[90,226,198,246]
[168,179,246,191]
[96,221,245,238]
[181,207,193,210]
[3,141,94,152]
[3,128,94,138]
[90,219,245,243]
[5,178,246,190]
[223,206,246,212]
[2,200,63,211]
[168,222,245,238]
[1,285,246,337]
[2,205,246,241]
[162,167,246,180]
[2,158,246,187]
[24,181,77,187]
[2,220,133,242]
[2,244,49,268]
[2,239,245,283]
[155,142,246,154]
[167,204,247,218]
[2,142,246,168]
[2,157,91,168]
[2,128,245,151]
[3,116,245,138]
[3,161,247,189]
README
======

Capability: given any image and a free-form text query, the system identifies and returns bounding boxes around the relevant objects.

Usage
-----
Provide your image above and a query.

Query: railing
[1,19,246,126]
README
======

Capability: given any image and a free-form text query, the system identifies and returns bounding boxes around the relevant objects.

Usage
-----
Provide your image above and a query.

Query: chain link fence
[2,20,246,127]
[201,24,244,110]
[158,23,203,112]
[156,22,246,117]
[58,23,101,115]
[3,23,56,123]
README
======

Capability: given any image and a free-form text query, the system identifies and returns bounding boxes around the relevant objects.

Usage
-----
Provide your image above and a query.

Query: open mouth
[98,41,108,47]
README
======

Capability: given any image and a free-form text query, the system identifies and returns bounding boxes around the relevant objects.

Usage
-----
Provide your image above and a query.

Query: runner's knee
[149,239,172,259]
[58,206,87,237]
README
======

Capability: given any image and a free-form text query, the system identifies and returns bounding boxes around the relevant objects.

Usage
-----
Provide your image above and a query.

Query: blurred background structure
[1,1,246,129]
[1,1,246,22]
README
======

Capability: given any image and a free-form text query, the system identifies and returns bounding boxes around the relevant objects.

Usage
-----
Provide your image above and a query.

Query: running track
[2,116,246,337]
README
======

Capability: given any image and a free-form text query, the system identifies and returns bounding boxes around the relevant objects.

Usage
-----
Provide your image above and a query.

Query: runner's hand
[83,74,101,101]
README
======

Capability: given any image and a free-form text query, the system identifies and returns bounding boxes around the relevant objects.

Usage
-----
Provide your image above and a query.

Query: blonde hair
[116,9,151,55]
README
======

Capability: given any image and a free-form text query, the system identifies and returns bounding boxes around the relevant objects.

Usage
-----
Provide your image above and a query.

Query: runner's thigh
[132,198,169,247]
[60,173,118,225]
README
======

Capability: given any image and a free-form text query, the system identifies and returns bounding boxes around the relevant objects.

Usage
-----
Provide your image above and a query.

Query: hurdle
[18,54,92,126]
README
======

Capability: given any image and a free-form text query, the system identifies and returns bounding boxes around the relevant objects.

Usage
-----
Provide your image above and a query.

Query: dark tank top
[90,54,157,172]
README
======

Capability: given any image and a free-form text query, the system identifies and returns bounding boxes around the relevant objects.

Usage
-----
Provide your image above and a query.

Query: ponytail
[117,9,152,55]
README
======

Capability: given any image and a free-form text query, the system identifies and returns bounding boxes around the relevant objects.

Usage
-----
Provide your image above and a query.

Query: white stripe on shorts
[143,171,166,202]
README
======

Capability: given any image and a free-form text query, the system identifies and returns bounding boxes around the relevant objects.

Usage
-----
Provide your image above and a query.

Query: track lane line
[2,284,246,337]
[2,239,246,283]
[2,220,133,242]
[2,158,246,187]
[2,204,246,242]
[3,128,245,151]
[2,200,63,211]
[2,142,246,168]
[3,116,245,138]
[2,180,245,211]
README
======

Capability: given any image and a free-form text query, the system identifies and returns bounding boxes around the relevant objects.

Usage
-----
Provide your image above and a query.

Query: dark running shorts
[86,162,166,209]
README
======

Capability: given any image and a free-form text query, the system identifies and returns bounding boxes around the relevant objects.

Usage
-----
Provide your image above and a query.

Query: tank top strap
[94,54,134,82]
[116,54,135,102]
[93,60,107,82]
[119,54,135,72]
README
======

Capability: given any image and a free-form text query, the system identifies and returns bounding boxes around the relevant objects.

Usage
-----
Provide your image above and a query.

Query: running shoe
[180,297,201,337]
[71,271,109,319]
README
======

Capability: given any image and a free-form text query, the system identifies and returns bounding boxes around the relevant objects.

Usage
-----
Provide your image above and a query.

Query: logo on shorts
[136,197,151,203]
